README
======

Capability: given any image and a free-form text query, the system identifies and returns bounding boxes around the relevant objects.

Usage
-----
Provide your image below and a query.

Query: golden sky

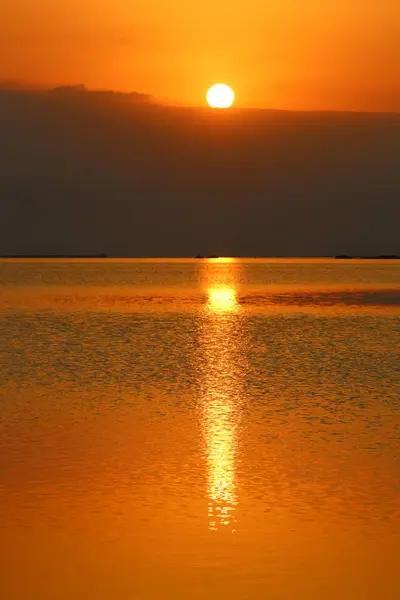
[0,0,398,110]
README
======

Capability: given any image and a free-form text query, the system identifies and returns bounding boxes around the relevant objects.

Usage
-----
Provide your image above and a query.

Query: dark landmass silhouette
[0,86,399,257]
[1,254,108,259]
[335,255,399,259]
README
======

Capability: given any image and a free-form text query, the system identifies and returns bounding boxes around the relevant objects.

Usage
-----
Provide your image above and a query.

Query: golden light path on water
[198,259,244,532]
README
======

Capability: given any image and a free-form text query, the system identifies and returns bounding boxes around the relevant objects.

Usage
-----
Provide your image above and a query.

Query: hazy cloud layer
[1,88,399,256]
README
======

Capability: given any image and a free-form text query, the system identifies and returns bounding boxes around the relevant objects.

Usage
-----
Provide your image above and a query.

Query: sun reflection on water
[198,261,244,532]
[207,287,239,313]
[205,391,238,531]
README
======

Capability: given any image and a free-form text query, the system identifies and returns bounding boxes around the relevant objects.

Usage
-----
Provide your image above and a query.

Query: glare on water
[199,263,242,531]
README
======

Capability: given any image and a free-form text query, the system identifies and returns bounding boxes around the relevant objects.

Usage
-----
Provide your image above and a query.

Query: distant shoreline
[0,254,108,259]
[1,254,399,260]
[334,255,400,260]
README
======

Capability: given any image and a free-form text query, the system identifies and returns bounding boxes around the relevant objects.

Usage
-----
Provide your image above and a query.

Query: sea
[1,258,399,600]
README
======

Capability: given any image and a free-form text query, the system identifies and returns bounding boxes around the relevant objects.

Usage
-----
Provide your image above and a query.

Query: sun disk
[207,84,235,109]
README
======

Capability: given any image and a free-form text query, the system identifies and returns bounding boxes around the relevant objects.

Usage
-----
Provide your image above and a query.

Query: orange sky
[0,0,398,111]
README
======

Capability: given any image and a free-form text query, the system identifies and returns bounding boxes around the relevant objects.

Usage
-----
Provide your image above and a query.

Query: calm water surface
[1,259,399,599]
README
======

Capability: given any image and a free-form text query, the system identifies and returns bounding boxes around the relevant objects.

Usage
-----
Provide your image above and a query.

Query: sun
[206,84,235,109]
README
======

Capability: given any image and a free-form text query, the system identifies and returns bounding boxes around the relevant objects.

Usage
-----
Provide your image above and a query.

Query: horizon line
[1,82,399,115]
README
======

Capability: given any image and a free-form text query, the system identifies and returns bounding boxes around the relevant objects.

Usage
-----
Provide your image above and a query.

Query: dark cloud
[49,85,153,104]
[0,88,399,256]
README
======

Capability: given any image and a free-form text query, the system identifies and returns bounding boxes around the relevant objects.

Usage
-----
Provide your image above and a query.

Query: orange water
[1,259,399,599]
